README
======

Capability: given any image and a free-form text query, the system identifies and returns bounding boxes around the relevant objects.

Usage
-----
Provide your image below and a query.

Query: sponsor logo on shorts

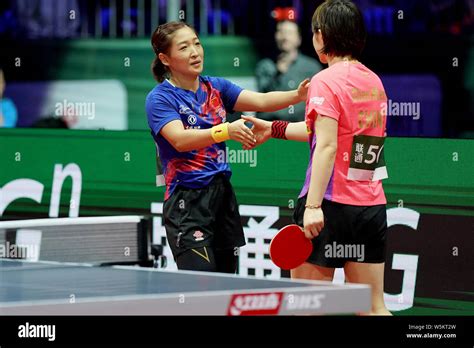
[286,294,326,311]
[227,292,283,316]
[193,230,204,241]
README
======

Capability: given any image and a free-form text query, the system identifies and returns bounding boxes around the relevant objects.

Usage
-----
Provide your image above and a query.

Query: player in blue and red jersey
[146,21,309,273]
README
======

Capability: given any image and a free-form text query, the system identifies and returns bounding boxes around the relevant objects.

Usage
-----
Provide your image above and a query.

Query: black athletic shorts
[163,173,246,259]
[293,196,387,268]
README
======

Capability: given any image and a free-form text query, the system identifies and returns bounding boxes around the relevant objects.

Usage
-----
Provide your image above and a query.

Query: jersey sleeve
[209,77,243,113]
[146,92,182,136]
[306,75,341,122]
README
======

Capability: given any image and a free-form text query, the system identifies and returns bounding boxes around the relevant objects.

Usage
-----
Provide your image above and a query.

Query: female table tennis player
[244,0,391,315]
[146,21,309,273]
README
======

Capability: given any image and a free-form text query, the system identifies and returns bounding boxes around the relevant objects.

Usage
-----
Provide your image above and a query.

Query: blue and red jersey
[146,76,243,199]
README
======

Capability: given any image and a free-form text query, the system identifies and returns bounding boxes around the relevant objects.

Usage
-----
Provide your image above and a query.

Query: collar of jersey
[165,78,202,95]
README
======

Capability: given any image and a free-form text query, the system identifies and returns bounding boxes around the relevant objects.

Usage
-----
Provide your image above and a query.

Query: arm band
[271,120,289,140]
[211,122,230,143]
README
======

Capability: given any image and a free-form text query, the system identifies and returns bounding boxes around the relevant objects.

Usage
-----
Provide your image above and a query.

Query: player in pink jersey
[244,0,391,315]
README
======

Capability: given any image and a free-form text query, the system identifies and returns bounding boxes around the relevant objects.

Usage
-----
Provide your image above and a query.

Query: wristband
[211,122,230,143]
[271,120,289,139]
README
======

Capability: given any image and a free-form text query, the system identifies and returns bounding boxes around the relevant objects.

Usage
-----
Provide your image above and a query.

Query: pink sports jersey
[299,60,388,206]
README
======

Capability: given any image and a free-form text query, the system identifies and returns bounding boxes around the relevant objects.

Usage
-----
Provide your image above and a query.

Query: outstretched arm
[285,122,308,142]
[161,119,256,152]
[234,79,309,113]
[240,116,308,148]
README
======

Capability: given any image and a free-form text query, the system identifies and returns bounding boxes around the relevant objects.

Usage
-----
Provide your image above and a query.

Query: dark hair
[312,0,366,59]
[150,21,197,82]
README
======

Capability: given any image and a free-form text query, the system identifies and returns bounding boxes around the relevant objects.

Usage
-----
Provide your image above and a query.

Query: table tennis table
[0,259,371,315]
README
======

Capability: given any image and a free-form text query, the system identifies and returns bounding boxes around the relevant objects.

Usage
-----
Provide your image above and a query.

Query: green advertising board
[1,129,473,315]
[0,128,472,218]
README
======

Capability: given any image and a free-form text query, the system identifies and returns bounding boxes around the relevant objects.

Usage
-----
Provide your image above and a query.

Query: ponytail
[151,56,168,83]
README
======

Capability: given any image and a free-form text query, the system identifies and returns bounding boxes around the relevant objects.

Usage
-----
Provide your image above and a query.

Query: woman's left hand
[303,207,324,239]
[297,78,310,102]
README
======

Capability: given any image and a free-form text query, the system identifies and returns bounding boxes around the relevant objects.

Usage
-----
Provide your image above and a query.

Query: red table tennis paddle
[269,224,313,270]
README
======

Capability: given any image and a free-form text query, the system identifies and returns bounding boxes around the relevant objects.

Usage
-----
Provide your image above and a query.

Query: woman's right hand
[240,115,272,149]
[228,119,256,148]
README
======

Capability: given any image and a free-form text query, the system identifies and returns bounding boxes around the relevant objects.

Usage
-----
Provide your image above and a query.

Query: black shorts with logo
[293,196,387,268]
[163,174,246,259]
